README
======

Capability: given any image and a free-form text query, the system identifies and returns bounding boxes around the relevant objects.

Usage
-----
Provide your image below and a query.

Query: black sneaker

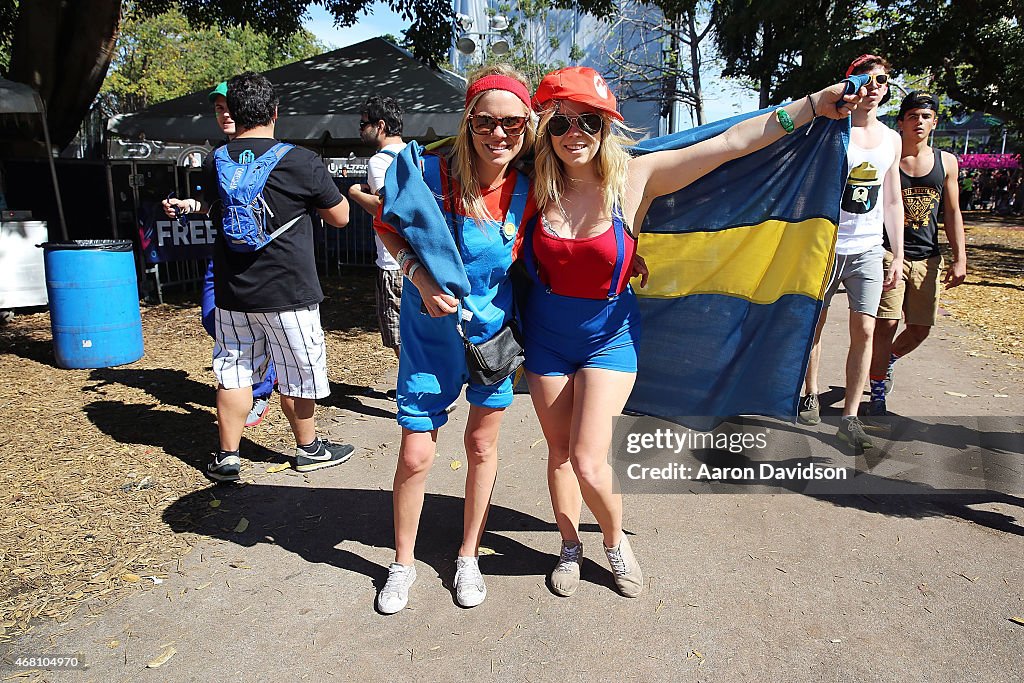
[837,416,873,452]
[294,441,354,472]
[797,393,820,425]
[206,453,241,482]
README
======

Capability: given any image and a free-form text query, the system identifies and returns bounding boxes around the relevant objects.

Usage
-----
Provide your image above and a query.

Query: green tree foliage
[877,0,1024,130]
[98,4,325,115]
[692,0,1024,130]
[0,0,16,75]
[709,0,864,109]
[0,0,453,149]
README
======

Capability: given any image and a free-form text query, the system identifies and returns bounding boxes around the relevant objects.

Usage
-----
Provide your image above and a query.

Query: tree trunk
[9,0,121,150]
[758,21,771,109]
[687,10,704,126]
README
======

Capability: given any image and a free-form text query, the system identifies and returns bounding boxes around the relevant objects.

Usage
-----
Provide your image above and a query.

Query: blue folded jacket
[381,141,471,300]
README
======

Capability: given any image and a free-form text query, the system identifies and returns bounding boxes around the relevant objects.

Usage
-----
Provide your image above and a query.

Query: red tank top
[532,216,637,299]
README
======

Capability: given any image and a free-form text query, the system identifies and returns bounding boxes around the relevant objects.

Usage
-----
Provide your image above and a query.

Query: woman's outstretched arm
[631,82,865,204]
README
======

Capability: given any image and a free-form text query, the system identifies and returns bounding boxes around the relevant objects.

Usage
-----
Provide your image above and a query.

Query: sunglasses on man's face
[358,120,376,131]
[547,112,603,137]
[468,114,528,136]
[864,73,889,87]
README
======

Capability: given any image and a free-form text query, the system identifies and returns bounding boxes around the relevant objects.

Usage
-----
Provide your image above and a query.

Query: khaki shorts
[375,267,402,350]
[876,252,944,326]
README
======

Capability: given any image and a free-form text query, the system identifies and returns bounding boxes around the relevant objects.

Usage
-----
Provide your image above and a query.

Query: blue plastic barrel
[41,240,144,369]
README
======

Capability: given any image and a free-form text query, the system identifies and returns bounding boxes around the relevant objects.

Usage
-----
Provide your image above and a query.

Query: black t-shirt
[202,138,343,312]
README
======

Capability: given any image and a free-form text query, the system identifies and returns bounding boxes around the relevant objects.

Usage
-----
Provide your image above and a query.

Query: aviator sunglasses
[468,114,528,136]
[547,112,604,137]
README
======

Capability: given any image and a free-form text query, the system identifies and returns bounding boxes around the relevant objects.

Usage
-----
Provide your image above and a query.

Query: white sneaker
[377,562,416,614]
[454,556,487,608]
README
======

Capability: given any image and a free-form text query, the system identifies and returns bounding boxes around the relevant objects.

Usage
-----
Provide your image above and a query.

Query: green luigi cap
[208,81,228,103]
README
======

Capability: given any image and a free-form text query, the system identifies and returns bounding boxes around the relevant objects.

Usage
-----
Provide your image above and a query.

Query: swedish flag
[626,112,849,422]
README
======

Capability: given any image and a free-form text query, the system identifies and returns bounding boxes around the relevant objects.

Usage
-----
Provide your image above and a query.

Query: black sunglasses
[547,113,603,137]
[358,119,377,130]
[468,114,528,136]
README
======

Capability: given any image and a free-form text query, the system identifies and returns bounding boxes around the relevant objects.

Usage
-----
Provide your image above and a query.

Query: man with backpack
[169,72,353,482]
[164,80,279,429]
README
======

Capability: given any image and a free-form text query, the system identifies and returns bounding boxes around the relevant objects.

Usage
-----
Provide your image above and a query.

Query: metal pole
[1002,130,1007,154]
[963,129,970,155]
[37,97,69,240]
[105,162,118,237]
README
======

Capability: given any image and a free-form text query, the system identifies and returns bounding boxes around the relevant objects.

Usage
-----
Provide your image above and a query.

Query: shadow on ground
[163,485,610,595]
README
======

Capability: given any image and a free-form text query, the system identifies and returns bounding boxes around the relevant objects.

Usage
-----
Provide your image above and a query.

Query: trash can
[41,240,144,369]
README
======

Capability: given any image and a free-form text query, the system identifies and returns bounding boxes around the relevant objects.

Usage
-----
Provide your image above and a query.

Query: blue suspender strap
[504,172,530,228]
[607,208,626,299]
[521,215,546,288]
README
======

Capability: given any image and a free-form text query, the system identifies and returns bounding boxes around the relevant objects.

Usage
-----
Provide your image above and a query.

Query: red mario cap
[532,67,624,121]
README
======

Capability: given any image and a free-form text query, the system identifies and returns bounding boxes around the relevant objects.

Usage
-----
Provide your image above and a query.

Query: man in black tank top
[868,92,967,416]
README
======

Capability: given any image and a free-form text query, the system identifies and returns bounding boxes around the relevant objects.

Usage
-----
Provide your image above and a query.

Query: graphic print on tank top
[842,162,882,214]
[903,185,942,230]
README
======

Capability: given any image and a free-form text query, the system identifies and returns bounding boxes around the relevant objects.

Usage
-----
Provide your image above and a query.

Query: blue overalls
[520,209,642,376]
[396,156,531,432]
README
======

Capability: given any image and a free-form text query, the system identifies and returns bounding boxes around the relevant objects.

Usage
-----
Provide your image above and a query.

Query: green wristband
[776,108,795,134]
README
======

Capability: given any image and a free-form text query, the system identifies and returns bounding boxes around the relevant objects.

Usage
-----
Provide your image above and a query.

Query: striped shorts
[375,267,402,350]
[213,304,330,399]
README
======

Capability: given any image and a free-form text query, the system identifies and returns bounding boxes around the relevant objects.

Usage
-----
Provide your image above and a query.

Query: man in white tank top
[798,54,905,452]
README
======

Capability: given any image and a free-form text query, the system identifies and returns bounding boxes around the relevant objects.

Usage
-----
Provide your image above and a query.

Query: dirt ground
[941,211,1024,362]
[0,270,397,642]
[0,214,1020,645]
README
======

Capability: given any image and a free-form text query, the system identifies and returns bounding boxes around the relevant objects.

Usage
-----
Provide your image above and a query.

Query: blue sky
[303,4,406,50]
[302,3,759,127]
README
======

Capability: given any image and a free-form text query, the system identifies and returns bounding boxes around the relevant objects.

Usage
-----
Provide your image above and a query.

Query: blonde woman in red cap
[522,66,864,598]
[372,64,538,614]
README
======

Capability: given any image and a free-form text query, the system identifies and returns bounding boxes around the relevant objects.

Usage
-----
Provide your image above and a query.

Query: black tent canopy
[107,38,467,145]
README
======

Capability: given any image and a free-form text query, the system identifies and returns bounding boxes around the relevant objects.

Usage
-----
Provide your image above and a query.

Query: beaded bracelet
[401,255,420,276]
[396,248,415,271]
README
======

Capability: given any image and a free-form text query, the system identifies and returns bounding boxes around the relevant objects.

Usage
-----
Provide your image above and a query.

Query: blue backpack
[213,142,302,251]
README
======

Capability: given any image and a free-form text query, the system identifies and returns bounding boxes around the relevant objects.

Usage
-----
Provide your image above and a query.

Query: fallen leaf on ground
[266,463,291,473]
[234,518,249,533]
[147,646,177,668]
[478,547,496,556]
[944,391,969,397]
[530,439,544,449]
[121,573,140,583]
[209,499,221,508]
[1009,616,1024,627]
[108,640,120,649]
[450,460,462,471]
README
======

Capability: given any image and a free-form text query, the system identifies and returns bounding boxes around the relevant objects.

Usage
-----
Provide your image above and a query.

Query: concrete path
[6,301,1023,682]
